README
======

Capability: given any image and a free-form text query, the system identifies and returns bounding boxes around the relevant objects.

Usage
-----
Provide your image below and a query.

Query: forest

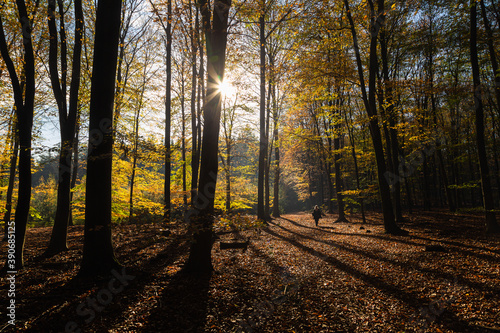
[0,0,499,331]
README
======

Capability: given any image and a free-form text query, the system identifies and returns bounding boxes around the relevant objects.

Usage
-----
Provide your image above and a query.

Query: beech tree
[44,0,84,256]
[128,27,159,220]
[184,0,232,273]
[255,0,293,221]
[79,0,123,276]
[2,114,18,240]
[150,0,173,221]
[469,0,499,234]
[0,0,38,270]
[343,0,406,235]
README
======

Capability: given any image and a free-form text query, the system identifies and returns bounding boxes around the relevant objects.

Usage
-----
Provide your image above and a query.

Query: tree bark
[264,73,272,218]
[162,0,172,221]
[480,0,500,115]
[184,0,231,273]
[79,0,123,277]
[225,144,231,212]
[69,116,81,226]
[470,0,499,233]
[257,7,267,221]
[3,130,18,240]
[272,73,280,218]
[181,64,188,206]
[0,0,37,270]
[190,1,199,205]
[46,0,84,256]
[129,73,146,221]
[345,103,366,223]
[378,11,404,221]
[344,0,405,234]
[334,97,347,222]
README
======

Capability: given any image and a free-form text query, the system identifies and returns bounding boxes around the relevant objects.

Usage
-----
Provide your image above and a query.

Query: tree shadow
[279,216,500,263]
[22,234,189,332]
[261,226,482,332]
[244,240,358,331]
[138,270,212,332]
[271,219,500,296]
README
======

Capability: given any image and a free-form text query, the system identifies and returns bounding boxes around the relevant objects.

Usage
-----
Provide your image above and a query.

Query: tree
[149,0,173,221]
[165,0,173,221]
[257,2,267,220]
[378,0,408,219]
[256,0,293,221]
[189,0,201,205]
[129,26,158,220]
[0,0,38,270]
[44,0,84,256]
[184,0,232,273]
[220,96,237,212]
[343,0,406,235]
[469,0,499,234]
[2,116,18,240]
[79,0,123,277]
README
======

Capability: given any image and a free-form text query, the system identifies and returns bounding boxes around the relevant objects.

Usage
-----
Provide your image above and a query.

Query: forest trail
[1,211,499,332]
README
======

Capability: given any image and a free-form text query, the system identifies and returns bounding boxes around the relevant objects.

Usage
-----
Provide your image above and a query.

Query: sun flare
[218,80,236,99]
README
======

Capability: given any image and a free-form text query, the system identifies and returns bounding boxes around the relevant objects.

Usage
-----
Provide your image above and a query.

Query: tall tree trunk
[379,16,404,221]
[491,112,500,206]
[0,0,36,270]
[345,104,366,223]
[271,63,280,217]
[46,0,84,256]
[129,151,137,220]
[197,29,204,182]
[257,7,267,221]
[69,117,81,227]
[129,105,141,221]
[150,0,172,221]
[225,144,231,212]
[3,132,18,240]
[424,11,455,213]
[480,0,500,115]
[264,74,273,218]
[334,132,347,222]
[164,0,172,221]
[344,0,405,234]
[470,0,499,233]
[184,0,231,273]
[113,1,135,140]
[181,65,188,206]
[190,1,199,204]
[79,0,123,277]
[334,98,347,222]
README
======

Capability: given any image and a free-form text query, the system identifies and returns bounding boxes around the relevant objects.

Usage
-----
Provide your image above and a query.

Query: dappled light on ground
[1,211,499,332]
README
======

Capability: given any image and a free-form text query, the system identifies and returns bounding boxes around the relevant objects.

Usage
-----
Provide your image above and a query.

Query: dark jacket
[312,208,322,220]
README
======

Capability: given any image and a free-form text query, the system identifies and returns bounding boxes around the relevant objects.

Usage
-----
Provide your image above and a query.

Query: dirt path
[207,213,499,332]
[1,211,499,332]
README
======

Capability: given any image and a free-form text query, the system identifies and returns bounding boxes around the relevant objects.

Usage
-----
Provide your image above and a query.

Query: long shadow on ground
[264,219,490,332]
[22,233,189,332]
[271,219,500,296]
[138,270,212,332]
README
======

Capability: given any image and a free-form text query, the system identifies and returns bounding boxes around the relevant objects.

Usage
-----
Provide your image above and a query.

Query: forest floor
[1,210,499,332]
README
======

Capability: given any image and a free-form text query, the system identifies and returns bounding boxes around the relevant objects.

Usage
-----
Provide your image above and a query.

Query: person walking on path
[312,205,323,227]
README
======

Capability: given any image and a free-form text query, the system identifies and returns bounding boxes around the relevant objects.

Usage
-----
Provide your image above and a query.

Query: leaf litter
[0,210,499,332]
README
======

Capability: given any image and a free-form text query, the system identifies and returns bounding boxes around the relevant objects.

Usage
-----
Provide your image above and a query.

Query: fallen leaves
[0,210,499,332]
